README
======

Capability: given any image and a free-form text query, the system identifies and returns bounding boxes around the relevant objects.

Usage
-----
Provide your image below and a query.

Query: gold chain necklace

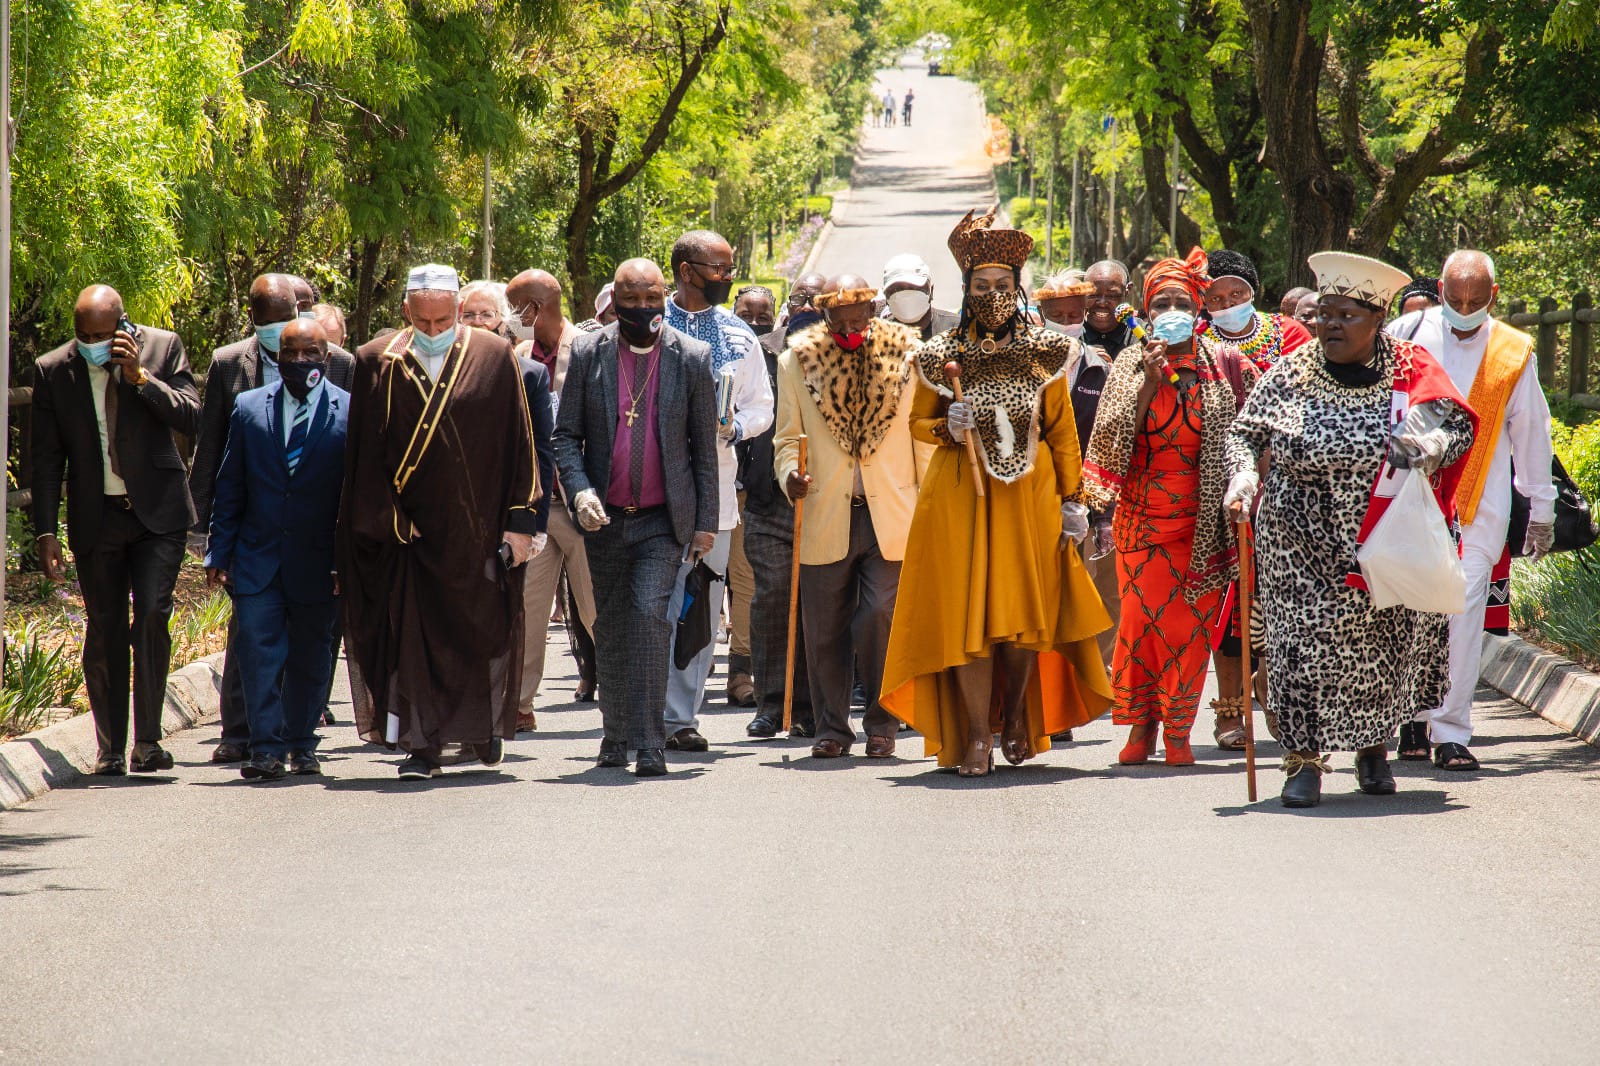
[619,347,660,428]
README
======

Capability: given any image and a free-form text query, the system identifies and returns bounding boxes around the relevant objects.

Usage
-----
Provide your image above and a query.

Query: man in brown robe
[338,264,542,780]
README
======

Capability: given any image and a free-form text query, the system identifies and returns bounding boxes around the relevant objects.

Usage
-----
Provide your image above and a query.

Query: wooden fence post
[1570,290,1593,398]
[1537,296,1558,388]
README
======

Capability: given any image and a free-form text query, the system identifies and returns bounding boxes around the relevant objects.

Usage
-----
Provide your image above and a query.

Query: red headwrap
[1143,246,1211,309]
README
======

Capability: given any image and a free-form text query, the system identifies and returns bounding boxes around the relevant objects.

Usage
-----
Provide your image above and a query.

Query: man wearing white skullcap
[338,262,546,780]
[879,253,958,340]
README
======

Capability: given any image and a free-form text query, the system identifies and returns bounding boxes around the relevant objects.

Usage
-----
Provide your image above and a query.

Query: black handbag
[673,560,724,669]
[1506,455,1599,556]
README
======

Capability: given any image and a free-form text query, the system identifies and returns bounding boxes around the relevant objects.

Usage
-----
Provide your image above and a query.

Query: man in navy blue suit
[206,318,349,780]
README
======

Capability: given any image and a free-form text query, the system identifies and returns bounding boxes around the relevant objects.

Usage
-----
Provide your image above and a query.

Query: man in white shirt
[1387,249,1556,771]
[661,230,775,751]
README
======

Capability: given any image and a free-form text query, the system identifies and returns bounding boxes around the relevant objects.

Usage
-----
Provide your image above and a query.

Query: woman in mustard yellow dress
[880,210,1113,777]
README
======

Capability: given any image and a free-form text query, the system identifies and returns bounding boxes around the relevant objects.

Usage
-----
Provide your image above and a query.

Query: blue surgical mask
[1209,300,1256,335]
[255,319,288,353]
[77,339,114,366]
[299,310,319,321]
[1439,299,1489,334]
[412,324,457,359]
[1150,310,1197,344]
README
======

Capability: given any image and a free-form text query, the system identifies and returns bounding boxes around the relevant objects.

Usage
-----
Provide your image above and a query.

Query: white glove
[1091,519,1115,559]
[946,401,974,443]
[1390,428,1450,475]
[1524,520,1556,562]
[1059,500,1090,548]
[1223,471,1259,520]
[573,489,610,532]
[531,532,549,558]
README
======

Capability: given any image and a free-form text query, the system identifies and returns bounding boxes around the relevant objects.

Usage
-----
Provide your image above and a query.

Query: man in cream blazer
[774,275,923,759]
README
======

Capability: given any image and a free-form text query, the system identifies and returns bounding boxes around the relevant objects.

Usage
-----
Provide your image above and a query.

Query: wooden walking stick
[944,361,986,498]
[782,435,808,733]
[1237,518,1259,803]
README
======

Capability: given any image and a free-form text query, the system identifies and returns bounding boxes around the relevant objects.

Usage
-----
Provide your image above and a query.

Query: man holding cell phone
[31,285,201,775]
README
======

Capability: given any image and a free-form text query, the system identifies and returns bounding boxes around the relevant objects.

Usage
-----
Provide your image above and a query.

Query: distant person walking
[882,90,897,128]
[902,89,914,127]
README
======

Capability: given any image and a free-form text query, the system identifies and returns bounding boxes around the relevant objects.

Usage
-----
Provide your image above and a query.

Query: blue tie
[285,398,312,474]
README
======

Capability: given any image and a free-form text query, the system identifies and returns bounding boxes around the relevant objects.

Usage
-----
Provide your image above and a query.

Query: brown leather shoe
[865,734,896,758]
[810,739,848,758]
[515,710,537,733]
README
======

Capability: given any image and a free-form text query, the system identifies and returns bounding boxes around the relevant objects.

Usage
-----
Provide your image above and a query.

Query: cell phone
[497,541,516,569]
[115,315,139,341]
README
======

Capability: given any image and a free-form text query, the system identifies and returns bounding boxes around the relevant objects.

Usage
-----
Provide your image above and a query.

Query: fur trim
[789,320,919,460]
[993,405,1016,458]
[814,287,878,310]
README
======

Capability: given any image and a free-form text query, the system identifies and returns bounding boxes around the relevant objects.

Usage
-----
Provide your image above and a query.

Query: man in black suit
[31,285,202,775]
[551,258,719,777]
[189,273,355,764]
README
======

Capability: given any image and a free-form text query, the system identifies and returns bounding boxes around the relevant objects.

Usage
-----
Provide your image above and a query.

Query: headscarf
[1142,246,1210,309]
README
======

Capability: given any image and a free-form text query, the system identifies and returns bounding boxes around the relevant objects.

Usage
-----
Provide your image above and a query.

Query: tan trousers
[521,505,598,709]
[1085,544,1122,665]
[726,492,753,662]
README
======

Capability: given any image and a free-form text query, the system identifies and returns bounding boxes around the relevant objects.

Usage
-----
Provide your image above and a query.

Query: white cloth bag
[1356,469,1467,614]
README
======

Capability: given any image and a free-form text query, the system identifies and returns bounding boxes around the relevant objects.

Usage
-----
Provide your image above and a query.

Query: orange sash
[1454,323,1533,525]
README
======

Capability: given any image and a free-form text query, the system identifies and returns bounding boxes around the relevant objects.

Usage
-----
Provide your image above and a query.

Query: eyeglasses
[686,260,736,280]
[788,292,818,308]
[459,310,500,324]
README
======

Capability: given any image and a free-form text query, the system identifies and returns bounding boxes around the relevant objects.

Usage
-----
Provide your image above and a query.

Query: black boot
[1354,747,1396,795]
[1280,753,1327,809]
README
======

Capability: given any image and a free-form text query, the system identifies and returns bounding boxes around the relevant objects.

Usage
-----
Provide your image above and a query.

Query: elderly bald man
[552,257,720,776]
[1387,249,1556,772]
[205,319,350,780]
[505,267,596,723]
[191,272,355,764]
[773,273,923,759]
[31,285,201,775]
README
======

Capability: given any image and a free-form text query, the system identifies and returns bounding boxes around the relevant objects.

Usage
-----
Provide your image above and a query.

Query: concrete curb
[0,651,225,810]
[1480,634,1600,746]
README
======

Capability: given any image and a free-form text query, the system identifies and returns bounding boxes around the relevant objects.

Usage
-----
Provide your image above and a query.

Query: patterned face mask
[970,288,1017,331]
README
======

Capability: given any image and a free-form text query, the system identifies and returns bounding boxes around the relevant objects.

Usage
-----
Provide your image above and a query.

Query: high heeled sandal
[1000,714,1031,766]
[1164,730,1196,767]
[1118,721,1159,765]
[1211,696,1247,751]
[958,739,994,777]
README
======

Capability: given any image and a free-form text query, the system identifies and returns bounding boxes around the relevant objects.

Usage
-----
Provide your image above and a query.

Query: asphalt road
[5,59,1600,1066]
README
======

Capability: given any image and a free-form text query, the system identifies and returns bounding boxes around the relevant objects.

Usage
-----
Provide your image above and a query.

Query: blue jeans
[233,579,339,759]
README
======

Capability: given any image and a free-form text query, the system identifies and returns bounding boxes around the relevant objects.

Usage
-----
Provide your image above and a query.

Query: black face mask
[747,322,775,337]
[699,276,733,307]
[616,304,664,347]
[280,359,326,401]
[787,309,824,334]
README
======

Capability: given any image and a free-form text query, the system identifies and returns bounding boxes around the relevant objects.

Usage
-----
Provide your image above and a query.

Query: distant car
[928,58,943,76]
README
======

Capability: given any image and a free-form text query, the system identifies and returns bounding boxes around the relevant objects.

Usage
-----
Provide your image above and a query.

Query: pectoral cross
[626,402,639,428]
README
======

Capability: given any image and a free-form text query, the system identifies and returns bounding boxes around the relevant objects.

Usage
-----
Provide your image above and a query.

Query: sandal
[1432,741,1479,771]
[1211,697,1247,751]
[1397,721,1431,761]
[958,739,994,777]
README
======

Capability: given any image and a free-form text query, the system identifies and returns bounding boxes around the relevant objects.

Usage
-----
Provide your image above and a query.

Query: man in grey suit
[189,273,355,763]
[552,258,719,777]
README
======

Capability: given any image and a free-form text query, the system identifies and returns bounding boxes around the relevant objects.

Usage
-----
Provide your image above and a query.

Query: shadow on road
[0,827,97,897]
[1213,787,1467,819]
[887,764,1116,788]
[538,767,708,787]
[317,770,521,793]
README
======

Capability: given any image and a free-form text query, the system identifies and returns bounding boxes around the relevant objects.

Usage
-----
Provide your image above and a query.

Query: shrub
[0,621,85,737]
[1510,552,1600,670]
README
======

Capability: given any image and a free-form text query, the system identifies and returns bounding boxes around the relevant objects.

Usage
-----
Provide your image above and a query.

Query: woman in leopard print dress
[1223,252,1477,808]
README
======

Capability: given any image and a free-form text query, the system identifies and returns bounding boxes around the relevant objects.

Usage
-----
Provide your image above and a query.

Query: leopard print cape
[914,324,1073,484]
[787,319,919,460]
[1082,334,1256,602]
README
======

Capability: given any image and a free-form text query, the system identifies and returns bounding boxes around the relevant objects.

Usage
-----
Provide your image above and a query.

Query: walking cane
[782,436,808,733]
[944,361,986,498]
[1237,518,1259,803]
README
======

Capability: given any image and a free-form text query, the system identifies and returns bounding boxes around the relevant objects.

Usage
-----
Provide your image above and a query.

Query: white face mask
[886,289,932,324]
[1044,319,1085,339]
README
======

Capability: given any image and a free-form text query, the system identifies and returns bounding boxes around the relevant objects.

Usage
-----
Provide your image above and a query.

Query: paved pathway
[5,59,1600,1066]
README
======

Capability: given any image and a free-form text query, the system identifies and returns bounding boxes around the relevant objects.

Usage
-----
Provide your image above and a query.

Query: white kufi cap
[595,282,615,315]
[882,253,932,291]
[1307,252,1410,311]
[406,263,461,293]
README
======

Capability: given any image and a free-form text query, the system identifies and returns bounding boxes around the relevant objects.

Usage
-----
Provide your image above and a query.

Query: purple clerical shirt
[606,342,667,508]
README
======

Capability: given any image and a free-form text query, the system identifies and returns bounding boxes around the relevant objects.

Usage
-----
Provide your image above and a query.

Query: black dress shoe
[788,719,816,739]
[288,752,322,776]
[397,755,441,780]
[1050,730,1074,743]
[474,737,504,766]
[1281,764,1324,808]
[575,682,597,702]
[1355,749,1396,795]
[597,741,628,768]
[242,753,287,781]
[93,754,126,777]
[322,709,338,726]
[746,713,781,738]
[211,742,249,764]
[666,727,708,752]
[634,748,668,777]
[129,744,175,773]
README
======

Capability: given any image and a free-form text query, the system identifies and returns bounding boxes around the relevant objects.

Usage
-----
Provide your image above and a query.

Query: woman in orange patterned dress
[1083,250,1254,766]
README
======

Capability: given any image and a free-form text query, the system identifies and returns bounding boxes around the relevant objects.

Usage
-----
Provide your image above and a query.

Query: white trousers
[664,529,733,732]
[1420,520,1503,746]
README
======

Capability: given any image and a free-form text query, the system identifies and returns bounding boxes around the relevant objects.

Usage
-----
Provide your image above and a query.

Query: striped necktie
[285,397,312,474]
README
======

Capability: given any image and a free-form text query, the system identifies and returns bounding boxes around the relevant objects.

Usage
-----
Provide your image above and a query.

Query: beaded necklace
[1207,311,1283,368]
